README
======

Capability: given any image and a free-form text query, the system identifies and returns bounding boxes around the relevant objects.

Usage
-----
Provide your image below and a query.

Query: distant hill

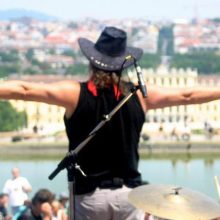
[0,9,58,21]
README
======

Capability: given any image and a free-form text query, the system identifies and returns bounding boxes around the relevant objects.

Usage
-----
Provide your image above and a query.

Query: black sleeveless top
[64,82,145,194]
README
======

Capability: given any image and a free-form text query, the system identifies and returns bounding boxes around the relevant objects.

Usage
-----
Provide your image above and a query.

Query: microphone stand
[48,84,141,220]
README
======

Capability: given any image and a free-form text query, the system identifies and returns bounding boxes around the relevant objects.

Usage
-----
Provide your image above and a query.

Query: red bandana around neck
[87,80,121,100]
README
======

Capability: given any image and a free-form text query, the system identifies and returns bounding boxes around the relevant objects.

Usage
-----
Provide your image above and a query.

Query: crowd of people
[0,167,69,220]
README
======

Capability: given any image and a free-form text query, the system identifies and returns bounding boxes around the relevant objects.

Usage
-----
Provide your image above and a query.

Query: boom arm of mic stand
[48,85,139,180]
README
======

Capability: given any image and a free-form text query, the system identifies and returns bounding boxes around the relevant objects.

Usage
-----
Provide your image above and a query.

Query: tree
[0,50,19,62]
[62,50,77,58]
[0,64,21,78]
[171,52,220,74]
[25,49,34,61]
[65,63,88,75]
[158,26,174,56]
[140,53,161,69]
[0,101,27,131]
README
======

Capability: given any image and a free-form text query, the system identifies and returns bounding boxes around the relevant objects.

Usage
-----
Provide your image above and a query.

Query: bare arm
[22,184,32,193]
[0,80,80,116]
[141,85,220,111]
[22,178,32,193]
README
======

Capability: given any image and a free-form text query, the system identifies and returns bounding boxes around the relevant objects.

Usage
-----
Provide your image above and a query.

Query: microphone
[133,59,147,98]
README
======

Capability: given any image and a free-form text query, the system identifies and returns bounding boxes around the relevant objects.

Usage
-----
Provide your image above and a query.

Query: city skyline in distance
[1,0,220,21]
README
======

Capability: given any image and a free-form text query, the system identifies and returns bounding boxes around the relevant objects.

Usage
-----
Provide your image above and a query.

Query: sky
[1,0,220,21]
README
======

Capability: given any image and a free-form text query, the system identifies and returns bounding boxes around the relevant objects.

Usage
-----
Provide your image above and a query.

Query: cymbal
[128,184,220,220]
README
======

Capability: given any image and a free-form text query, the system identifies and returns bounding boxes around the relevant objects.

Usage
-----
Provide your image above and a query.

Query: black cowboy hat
[78,26,143,71]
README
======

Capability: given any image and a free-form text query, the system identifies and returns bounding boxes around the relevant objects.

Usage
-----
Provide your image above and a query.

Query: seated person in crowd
[15,189,54,220]
[0,193,11,220]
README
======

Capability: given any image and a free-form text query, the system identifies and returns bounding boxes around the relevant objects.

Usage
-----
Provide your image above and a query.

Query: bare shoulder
[136,90,147,113]
[51,80,81,99]
[55,80,81,118]
[132,83,169,112]
[136,85,167,111]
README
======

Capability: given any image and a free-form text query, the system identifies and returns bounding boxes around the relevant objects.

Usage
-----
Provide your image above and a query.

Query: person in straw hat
[1,26,220,220]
